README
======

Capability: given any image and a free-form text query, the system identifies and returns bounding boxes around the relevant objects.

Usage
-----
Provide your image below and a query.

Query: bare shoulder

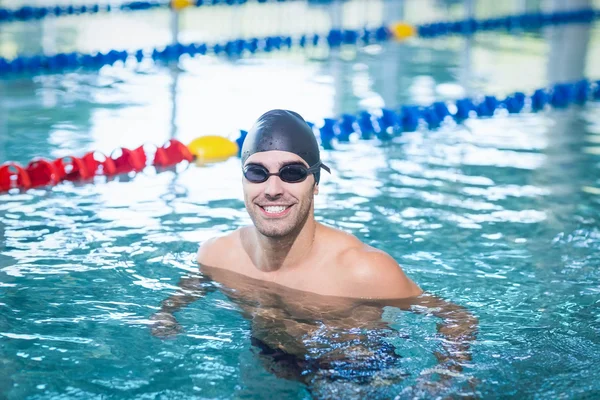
[196,228,243,269]
[335,237,423,300]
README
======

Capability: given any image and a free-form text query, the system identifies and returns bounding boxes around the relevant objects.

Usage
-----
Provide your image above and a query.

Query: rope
[304,79,600,149]
[0,2,163,23]
[416,8,598,38]
[2,1,598,26]
[0,1,290,23]
[0,0,340,23]
[2,78,598,193]
[0,8,598,77]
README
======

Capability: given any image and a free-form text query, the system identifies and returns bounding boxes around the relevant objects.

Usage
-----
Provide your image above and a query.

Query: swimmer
[151,110,478,398]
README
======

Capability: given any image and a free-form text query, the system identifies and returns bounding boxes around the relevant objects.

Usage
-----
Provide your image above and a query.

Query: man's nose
[264,175,284,198]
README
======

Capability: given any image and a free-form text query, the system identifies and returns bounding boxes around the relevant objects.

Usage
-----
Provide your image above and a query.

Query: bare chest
[224,251,346,297]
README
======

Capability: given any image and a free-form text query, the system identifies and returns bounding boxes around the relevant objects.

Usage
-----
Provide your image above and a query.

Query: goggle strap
[308,161,331,174]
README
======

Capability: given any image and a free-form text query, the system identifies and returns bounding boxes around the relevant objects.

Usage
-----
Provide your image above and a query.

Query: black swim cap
[241,109,331,184]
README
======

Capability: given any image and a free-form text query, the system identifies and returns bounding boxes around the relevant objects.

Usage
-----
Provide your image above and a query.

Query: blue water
[1,1,600,399]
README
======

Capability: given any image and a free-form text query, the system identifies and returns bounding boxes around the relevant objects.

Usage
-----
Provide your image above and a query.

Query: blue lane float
[0,1,325,22]
[233,79,600,150]
[417,9,599,37]
[1,8,599,77]
[0,9,600,77]
[1,0,598,27]
[0,2,164,22]
[0,26,388,76]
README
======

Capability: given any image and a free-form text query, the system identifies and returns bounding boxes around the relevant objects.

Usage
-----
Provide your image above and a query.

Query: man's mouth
[258,205,292,217]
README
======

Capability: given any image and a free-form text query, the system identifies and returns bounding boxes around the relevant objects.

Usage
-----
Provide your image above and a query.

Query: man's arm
[407,293,478,371]
[387,293,479,397]
[149,270,217,338]
[150,239,221,338]
[344,248,478,376]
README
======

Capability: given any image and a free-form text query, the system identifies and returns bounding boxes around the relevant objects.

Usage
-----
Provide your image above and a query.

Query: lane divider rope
[2,78,598,193]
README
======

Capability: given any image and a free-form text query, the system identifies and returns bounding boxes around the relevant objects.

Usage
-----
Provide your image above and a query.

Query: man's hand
[149,270,217,339]
[149,311,183,339]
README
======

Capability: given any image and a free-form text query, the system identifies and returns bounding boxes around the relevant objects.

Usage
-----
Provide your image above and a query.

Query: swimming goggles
[243,161,329,183]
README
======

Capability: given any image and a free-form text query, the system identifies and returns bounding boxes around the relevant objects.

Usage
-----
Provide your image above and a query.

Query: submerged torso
[202,265,398,361]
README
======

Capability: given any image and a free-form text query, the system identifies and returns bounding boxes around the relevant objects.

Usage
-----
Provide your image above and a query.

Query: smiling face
[243,150,319,239]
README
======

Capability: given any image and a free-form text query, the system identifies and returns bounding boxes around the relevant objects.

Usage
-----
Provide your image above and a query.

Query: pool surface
[1,1,600,399]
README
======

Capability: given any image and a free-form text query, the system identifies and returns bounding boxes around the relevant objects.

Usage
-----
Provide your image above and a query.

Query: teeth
[263,206,287,214]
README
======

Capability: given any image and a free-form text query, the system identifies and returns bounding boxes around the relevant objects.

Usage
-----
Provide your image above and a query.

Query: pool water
[1,1,600,399]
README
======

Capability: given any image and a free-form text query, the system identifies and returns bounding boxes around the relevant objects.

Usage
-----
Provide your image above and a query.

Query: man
[151,110,478,398]
[199,108,423,299]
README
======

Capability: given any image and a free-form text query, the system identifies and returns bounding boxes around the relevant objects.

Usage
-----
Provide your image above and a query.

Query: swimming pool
[1,0,600,399]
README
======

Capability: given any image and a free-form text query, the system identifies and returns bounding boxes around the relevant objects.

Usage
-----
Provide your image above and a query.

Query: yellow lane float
[187,135,239,164]
[170,0,194,11]
[390,22,416,40]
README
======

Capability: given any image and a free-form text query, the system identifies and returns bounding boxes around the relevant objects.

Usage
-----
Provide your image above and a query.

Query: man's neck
[251,218,317,273]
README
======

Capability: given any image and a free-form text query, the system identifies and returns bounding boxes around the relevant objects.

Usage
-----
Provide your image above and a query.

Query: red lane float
[111,145,147,175]
[0,139,193,193]
[26,158,61,188]
[0,162,32,191]
[82,151,117,176]
[154,139,194,167]
[53,156,92,181]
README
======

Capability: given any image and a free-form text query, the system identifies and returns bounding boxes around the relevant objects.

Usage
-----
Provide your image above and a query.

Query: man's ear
[313,183,319,195]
